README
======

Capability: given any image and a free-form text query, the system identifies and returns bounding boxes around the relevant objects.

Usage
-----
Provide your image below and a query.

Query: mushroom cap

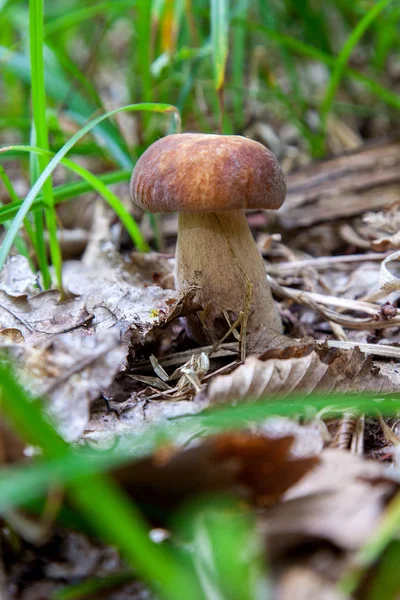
[130,133,286,213]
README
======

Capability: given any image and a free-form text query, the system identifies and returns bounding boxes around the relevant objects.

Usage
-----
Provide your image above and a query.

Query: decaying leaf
[85,394,209,447]
[63,259,180,342]
[0,254,198,440]
[0,255,38,296]
[0,289,91,347]
[114,431,319,517]
[261,449,397,557]
[207,346,400,404]
[15,330,128,441]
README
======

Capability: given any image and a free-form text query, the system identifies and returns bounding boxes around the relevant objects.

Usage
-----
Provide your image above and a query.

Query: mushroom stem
[176,210,282,344]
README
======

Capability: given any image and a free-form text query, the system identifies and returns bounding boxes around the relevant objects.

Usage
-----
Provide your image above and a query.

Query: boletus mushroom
[130,133,286,347]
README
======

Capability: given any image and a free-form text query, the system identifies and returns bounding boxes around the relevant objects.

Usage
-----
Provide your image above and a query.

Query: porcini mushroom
[130,133,286,347]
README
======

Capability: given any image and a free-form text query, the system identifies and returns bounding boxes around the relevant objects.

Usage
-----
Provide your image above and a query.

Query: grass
[29,0,61,289]
[1,1,399,277]
[1,1,400,597]
[0,102,178,271]
[1,357,400,598]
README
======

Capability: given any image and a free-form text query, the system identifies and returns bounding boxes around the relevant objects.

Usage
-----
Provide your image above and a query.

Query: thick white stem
[176,210,282,345]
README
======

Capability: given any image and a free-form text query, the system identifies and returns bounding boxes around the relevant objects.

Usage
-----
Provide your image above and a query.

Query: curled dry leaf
[114,431,319,519]
[207,346,400,404]
[371,231,400,252]
[379,248,400,292]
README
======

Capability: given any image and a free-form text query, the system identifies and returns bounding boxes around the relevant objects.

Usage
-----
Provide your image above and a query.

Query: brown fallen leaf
[0,419,26,465]
[260,449,397,558]
[114,431,319,518]
[207,346,400,404]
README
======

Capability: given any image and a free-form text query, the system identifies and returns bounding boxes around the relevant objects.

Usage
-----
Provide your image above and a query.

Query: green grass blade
[0,163,20,203]
[211,0,229,91]
[0,103,178,269]
[29,124,51,288]
[0,161,37,257]
[0,165,31,259]
[30,0,63,288]
[0,361,202,600]
[177,497,267,600]
[1,391,399,514]
[319,0,393,148]
[54,572,134,600]
[339,490,400,596]
[134,1,152,131]
[366,540,400,600]
[2,146,149,252]
[44,0,135,35]
[0,46,133,169]
[258,1,302,113]
[239,20,400,114]
[0,170,131,224]
[71,476,203,600]
[232,0,248,130]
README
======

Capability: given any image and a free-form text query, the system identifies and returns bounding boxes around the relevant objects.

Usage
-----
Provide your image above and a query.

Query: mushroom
[130,133,286,347]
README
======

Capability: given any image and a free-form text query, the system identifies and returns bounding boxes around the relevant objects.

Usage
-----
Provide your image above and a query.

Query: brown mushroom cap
[130,133,286,213]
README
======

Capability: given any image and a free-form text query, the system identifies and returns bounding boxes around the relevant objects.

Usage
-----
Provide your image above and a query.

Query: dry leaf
[260,417,325,458]
[62,259,180,342]
[84,395,209,448]
[0,290,91,347]
[261,449,397,556]
[379,248,400,292]
[207,346,400,404]
[114,431,319,518]
[371,231,400,252]
[15,330,127,441]
[0,254,197,440]
[0,255,37,296]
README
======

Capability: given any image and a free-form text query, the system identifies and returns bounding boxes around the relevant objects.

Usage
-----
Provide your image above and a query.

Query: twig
[350,414,364,455]
[240,282,253,362]
[208,314,243,358]
[266,252,390,275]
[130,343,239,374]
[331,411,359,450]
[325,340,400,359]
[268,276,384,316]
[269,276,400,330]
